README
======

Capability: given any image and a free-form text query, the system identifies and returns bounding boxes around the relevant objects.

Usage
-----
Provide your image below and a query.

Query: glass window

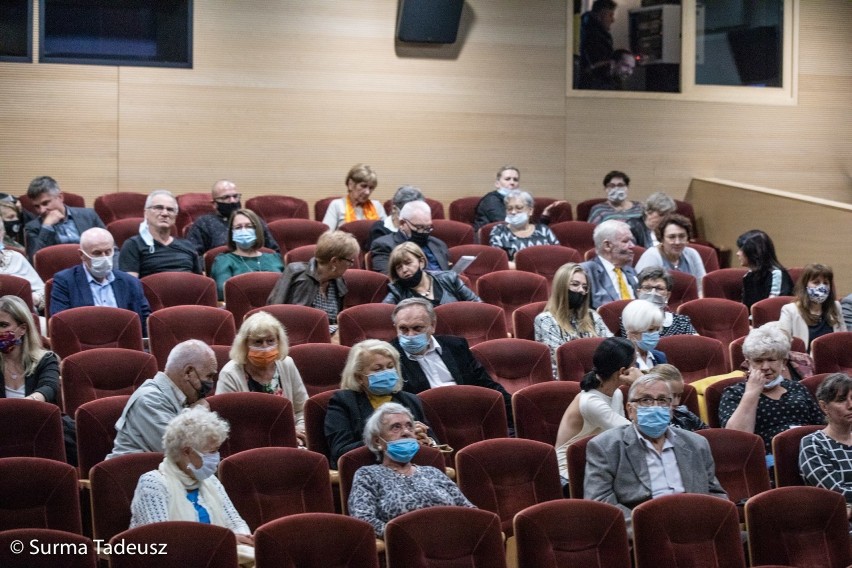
[0,0,32,62]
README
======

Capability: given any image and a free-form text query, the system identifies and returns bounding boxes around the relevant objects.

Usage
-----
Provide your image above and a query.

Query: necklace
[237,254,262,272]
[417,275,434,299]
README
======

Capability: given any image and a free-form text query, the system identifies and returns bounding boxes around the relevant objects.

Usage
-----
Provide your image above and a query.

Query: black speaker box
[396,0,464,44]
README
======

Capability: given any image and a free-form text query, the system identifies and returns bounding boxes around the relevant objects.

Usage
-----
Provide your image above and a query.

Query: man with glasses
[24,176,105,258]
[118,190,202,278]
[584,374,726,530]
[581,219,638,309]
[369,200,449,275]
[185,179,279,255]
[587,171,644,225]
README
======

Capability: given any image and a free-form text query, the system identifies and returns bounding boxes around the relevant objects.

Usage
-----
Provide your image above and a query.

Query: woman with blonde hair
[383,242,479,305]
[0,295,57,403]
[780,263,846,351]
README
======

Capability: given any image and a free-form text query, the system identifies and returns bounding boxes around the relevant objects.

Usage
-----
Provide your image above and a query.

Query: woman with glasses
[619,266,697,337]
[210,209,283,301]
[535,263,612,377]
[383,242,479,306]
[322,163,386,231]
[488,189,559,269]
[634,214,706,296]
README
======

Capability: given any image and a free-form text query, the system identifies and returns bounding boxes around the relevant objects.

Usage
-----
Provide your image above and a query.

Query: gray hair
[593,219,631,251]
[644,192,676,216]
[621,299,663,333]
[164,339,215,376]
[392,186,424,210]
[363,402,414,458]
[145,189,178,211]
[504,189,534,208]
[399,200,431,221]
[637,266,674,291]
[392,297,436,325]
[26,176,61,199]
[742,323,791,361]
[162,406,230,462]
[627,373,672,402]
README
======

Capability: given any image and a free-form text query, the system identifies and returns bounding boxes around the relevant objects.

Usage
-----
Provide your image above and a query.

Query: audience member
[118,190,202,278]
[489,189,560,268]
[587,171,643,225]
[108,340,216,459]
[779,263,846,351]
[0,192,33,249]
[370,200,449,275]
[843,294,852,331]
[0,295,58,404]
[0,221,44,310]
[651,363,707,431]
[627,192,676,248]
[620,267,697,337]
[24,176,105,258]
[578,0,617,89]
[622,299,667,369]
[322,163,386,231]
[185,179,279,255]
[474,165,520,231]
[635,214,706,295]
[581,219,637,308]
[736,229,793,310]
[383,242,479,305]
[583,49,636,90]
[369,185,423,247]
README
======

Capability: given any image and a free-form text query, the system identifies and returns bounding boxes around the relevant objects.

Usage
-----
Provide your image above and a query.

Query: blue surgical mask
[232,228,257,249]
[398,333,429,355]
[635,406,670,439]
[635,331,660,352]
[382,438,420,463]
[764,375,784,390]
[367,369,398,395]
[496,187,511,197]
[505,211,528,227]
[189,449,220,481]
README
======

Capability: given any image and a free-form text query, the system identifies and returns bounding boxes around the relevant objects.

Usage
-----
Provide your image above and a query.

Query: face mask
[247,345,279,367]
[367,369,399,395]
[409,230,430,247]
[232,228,257,249]
[635,406,670,439]
[635,331,660,352]
[607,187,627,204]
[568,290,586,310]
[505,212,529,227]
[4,220,20,237]
[216,201,241,219]
[764,375,784,390]
[398,333,429,355]
[496,187,511,197]
[0,330,21,354]
[397,268,423,289]
[382,438,420,463]
[85,252,114,279]
[189,449,220,481]
[0,242,4,251]
[197,379,214,399]
[806,284,830,305]
[638,291,667,310]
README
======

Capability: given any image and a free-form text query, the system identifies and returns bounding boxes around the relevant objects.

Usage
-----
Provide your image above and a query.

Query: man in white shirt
[581,219,638,308]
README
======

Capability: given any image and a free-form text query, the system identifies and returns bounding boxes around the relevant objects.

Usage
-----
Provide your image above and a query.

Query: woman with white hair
[489,189,559,269]
[129,406,253,546]
[621,298,667,369]
[348,402,474,537]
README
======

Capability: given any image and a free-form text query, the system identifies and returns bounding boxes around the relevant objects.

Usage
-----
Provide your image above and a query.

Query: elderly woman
[554,337,640,481]
[130,406,253,547]
[216,311,308,444]
[322,163,386,231]
[488,189,559,269]
[0,222,44,310]
[587,170,644,225]
[267,230,359,335]
[800,373,852,508]
[369,185,423,247]
[635,214,706,295]
[627,192,676,248]
[210,208,284,300]
[620,266,697,337]
[348,402,474,537]
[650,363,707,431]
[324,339,435,469]
[383,242,480,305]
[719,325,824,453]
[736,229,794,310]
[622,299,667,370]
[780,263,846,351]
[535,262,612,377]
[0,296,58,403]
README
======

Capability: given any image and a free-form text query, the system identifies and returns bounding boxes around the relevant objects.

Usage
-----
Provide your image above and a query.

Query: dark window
[0,0,32,62]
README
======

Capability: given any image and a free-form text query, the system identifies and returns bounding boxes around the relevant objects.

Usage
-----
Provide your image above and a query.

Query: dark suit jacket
[369,231,449,275]
[50,264,151,335]
[390,335,513,426]
[581,256,638,309]
[25,206,105,258]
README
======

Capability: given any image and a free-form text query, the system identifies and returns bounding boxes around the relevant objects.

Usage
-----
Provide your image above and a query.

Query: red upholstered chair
[596,298,631,335]
[556,336,605,381]
[283,244,316,264]
[431,219,475,248]
[342,269,389,308]
[289,343,350,396]
[75,395,131,482]
[448,196,481,225]
[668,270,699,310]
[20,191,85,214]
[109,522,238,568]
[244,304,331,345]
[245,194,310,221]
[268,218,328,253]
[703,375,746,428]
[514,245,583,289]
[303,389,338,460]
[800,373,830,398]
[0,528,96,568]
[471,338,553,394]
[313,196,337,223]
[94,192,148,225]
[60,348,155,417]
[202,245,229,275]
[689,242,720,273]
[218,447,334,531]
[512,300,547,341]
[89,452,163,544]
[147,305,236,370]
[106,217,175,249]
[746,486,852,568]
[549,221,596,254]
[574,199,606,222]
[512,381,581,445]
[434,301,508,347]
[677,298,749,361]
[174,192,214,235]
[141,272,218,312]
[385,506,506,568]
[456,438,562,536]
[476,270,549,334]
[514,499,630,568]
[476,221,503,246]
[751,295,795,327]
[223,271,281,324]
[566,434,595,499]
[0,399,65,461]
[728,335,807,374]
[702,268,747,301]
[255,513,379,568]
[811,332,852,374]
[633,493,746,568]
[657,335,728,383]
[772,425,823,487]
[0,457,81,533]
[0,274,35,313]
[337,303,396,347]
[787,267,805,284]
[448,244,509,289]
[206,392,298,458]
[48,306,143,360]
[540,200,573,223]
[33,243,81,282]
[339,219,375,254]
[418,385,509,466]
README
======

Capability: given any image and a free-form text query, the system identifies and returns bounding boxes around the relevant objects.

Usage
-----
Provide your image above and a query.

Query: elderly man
[584,374,726,529]
[185,179,279,255]
[473,165,520,231]
[107,340,217,459]
[24,176,105,258]
[118,190,202,278]
[368,185,424,248]
[50,228,150,331]
[581,219,638,308]
[389,298,513,428]
[369,201,449,275]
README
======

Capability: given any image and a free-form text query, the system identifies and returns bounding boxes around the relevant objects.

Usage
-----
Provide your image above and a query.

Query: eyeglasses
[339,257,356,266]
[606,182,628,189]
[505,205,529,214]
[639,285,667,293]
[146,204,178,216]
[404,220,433,233]
[213,193,242,203]
[631,396,673,407]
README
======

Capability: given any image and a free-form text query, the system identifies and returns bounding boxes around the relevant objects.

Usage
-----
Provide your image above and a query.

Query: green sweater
[211,251,284,300]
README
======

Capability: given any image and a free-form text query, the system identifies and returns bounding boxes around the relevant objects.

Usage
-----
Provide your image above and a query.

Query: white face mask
[86,252,113,279]
[505,211,529,227]
[607,187,627,204]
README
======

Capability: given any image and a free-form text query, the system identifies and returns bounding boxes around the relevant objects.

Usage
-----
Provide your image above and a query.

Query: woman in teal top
[211,208,284,300]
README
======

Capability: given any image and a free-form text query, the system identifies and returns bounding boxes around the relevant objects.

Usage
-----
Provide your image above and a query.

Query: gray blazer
[25,206,106,258]
[584,424,727,523]
[581,256,638,309]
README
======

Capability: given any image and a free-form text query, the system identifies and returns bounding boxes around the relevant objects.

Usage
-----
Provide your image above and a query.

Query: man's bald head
[80,228,115,256]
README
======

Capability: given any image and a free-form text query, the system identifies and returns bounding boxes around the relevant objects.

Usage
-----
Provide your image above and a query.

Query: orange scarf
[344,195,380,223]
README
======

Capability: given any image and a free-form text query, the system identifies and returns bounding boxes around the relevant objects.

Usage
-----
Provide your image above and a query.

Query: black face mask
[568,290,587,310]
[397,268,424,289]
[216,201,241,219]
[197,379,214,399]
[3,220,20,237]
[409,231,430,247]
